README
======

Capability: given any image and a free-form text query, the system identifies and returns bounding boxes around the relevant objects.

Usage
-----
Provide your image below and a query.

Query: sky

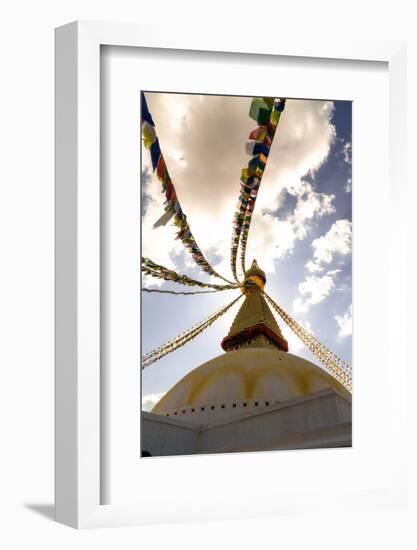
[141,92,352,412]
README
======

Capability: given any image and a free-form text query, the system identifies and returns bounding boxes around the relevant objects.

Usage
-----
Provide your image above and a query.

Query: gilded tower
[221,260,288,352]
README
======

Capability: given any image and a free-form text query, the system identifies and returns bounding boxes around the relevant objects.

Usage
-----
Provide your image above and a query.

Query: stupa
[142,261,352,456]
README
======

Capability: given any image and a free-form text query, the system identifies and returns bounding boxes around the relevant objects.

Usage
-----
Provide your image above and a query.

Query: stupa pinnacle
[221,260,289,353]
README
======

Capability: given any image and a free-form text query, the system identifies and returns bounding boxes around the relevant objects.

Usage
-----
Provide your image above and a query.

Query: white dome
[152,347,351,423]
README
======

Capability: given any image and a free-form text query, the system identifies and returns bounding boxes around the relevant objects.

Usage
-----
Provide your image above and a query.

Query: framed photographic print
[55,21,407,528]
[139,90,352,459]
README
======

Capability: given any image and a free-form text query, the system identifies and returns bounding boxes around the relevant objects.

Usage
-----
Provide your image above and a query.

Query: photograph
[140,91,352,457]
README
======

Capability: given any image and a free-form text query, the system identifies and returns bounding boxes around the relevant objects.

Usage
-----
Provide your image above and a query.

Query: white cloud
[288,181,335,232]
[142,392,166,412]
[343,142,352,165]
[335,305,352,338]
[295,220,351,312]
[142,94,337,279]
[326,269,341,277]
[293,272,337,313]
[310,219,352,267]
[345,178,352,193]
[242,180,336,274]
[306,260,324,273]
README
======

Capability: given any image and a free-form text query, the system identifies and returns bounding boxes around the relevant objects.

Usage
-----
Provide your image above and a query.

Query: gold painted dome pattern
[152,347,351,422]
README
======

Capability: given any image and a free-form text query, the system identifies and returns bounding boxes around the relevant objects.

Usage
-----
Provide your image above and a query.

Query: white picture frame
[55,21,407,529]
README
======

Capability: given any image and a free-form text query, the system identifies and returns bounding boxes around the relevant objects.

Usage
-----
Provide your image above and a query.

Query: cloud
[309,219,352,268]
[295,220,351,312]
[326,269,342,277]
[142,93,337,280]
[236,180,335,273]
[334,138,351,193]
[343,142,352,165]
[305,260,324,273]
[142,392,166,412]
[293,220,352,313]
[288,180,335,233]
[335,305,352,338]
[287,180,336,245]
[293,271,337,313]
[345,177,352,193]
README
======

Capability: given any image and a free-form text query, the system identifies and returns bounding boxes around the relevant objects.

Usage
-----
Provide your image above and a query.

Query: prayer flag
[249,126,267,141]
[141,92,155,126]
[150,139,161,171]
[249,98,272,125]
[270,109,281,126]
[245,141,270,156]
[142,121,156,148]
[153,205,175,228]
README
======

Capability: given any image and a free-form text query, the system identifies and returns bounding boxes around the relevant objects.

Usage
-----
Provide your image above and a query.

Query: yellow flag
[142,121,156,149]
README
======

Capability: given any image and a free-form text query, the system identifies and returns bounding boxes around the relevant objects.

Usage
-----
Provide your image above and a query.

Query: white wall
[0,0,416,548]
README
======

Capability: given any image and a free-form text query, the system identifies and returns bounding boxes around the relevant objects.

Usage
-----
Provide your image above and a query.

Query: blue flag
[141,92,155,126]
[150,138,161,172]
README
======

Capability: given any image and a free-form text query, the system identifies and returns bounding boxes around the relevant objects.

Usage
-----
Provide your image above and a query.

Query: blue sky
[141,93,352,410]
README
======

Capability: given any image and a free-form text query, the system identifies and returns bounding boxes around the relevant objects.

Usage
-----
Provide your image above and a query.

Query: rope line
[141,293,244,369]
[141,92,233,284]
[239,100,286,275]
[142,257,241,291]
[142,287,236,295]
[262,290,352,392]
[230,97,286,281]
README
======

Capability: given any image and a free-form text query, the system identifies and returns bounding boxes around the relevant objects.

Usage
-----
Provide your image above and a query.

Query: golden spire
[221,260,288,352]
[241,258,266,293]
